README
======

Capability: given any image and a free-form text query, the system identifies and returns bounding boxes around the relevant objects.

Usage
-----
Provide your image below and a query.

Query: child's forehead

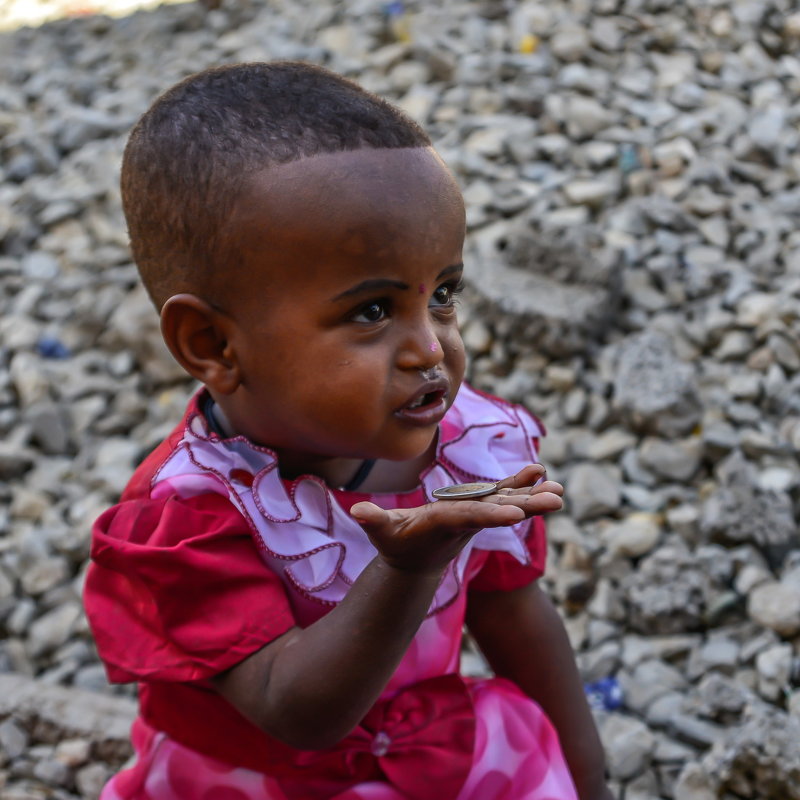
[221,147,465,306]
[244,147,458,209]
[230,147,464,252]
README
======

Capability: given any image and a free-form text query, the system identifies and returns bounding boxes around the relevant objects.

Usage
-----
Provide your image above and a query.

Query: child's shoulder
[119,389,206,502]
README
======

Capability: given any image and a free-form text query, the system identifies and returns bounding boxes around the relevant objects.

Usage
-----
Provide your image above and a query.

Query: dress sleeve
[468,517,547,592]
[84,492,296,684]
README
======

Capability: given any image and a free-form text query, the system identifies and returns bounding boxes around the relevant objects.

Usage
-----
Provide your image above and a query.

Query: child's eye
[352,300,389,323]
[430,280,463,307]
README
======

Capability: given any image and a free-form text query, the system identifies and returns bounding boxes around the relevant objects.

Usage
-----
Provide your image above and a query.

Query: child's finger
[495,480,564,498]
[423,499,526,528]
[493,464,547,492]
[483,491,563,515]
[531,480,564,496]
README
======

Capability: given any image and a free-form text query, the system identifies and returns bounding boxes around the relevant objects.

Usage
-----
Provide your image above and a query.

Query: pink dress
[84,384,578,800]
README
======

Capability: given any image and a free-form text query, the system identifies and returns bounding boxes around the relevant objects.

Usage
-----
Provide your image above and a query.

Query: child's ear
[160,294,241,394]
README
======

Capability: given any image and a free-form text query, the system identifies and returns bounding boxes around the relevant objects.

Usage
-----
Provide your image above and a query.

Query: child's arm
[213,465,562,751]
[465,581,613,800]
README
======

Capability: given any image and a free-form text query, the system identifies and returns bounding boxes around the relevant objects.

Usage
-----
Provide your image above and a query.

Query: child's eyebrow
[437,263,463,279]
[332,278,410,301]
[332,264,464,302]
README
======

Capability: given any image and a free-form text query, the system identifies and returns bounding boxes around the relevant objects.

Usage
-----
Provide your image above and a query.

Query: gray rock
[0,719,29,760]
[466,221,622,358]
[612,332,702,438]
[0,441,34,479]
[699,707,800,799]
[562,95,614,138]
[21,252,60,281]
[550,26,590,62]
[646,691,686,728]
[56,107,130,153]
[701,453,798,564]
[693,673,749,721]
[566,462,622,522]
[669,713,726,749]
[673,763,717,800]
[755,643,792,702]
[54,738,91,768]
[586,429,637,461]
[601,513,661,559]
[748,582,800,637]
[621,544,731,635]
[638,436,703,483]
[76,762,114,798]
[600,713,656,780]
[686,636,740,680]
[24,401,71,455]
[666,504,701,544]
[748,105,787,151]
[20,557,69,597]
[618,659,687,714]
[32,756,71,786]
[28,602,82,659]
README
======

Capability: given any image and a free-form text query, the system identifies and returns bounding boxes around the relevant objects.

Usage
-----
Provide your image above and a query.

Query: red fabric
[279,674,475,799]
[468,517,547,593]
[85,492,295,683]
[118,675,476,800]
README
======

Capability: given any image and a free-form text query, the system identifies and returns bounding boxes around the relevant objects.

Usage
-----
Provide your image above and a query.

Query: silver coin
[432,481,498,500]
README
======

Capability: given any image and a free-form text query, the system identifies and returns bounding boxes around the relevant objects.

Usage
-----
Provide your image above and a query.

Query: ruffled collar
[150,384,543,615]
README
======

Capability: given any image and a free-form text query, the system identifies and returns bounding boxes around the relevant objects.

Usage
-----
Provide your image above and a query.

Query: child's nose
[396,321,445,371]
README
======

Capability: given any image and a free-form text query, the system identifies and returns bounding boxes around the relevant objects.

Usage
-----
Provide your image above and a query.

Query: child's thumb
[350,501,389,533]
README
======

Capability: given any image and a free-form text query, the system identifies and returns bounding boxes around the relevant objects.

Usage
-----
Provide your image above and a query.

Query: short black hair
[121,61,432,307]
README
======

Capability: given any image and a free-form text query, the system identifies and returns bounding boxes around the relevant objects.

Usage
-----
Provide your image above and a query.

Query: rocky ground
[1,0,800,797]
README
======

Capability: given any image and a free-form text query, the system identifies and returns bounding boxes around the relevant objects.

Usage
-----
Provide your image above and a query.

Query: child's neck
[277,444,435,494]
[210,398,437,493]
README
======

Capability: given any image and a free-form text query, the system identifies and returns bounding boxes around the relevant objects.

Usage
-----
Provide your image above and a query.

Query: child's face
[217,147,467,474]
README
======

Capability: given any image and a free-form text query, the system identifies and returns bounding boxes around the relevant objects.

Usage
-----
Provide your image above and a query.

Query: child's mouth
[395,385,448,425]
[406,390,442,410]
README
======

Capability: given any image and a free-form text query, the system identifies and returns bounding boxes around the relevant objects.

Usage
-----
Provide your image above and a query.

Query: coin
[431,481,498,500]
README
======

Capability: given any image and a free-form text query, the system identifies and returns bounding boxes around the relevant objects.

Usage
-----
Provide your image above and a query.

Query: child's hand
[350,465,562,575]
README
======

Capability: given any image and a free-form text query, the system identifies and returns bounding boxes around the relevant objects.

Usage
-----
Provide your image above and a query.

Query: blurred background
[1,1,799,798]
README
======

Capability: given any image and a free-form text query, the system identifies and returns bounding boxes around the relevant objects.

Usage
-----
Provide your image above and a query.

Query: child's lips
[395,381,449,425]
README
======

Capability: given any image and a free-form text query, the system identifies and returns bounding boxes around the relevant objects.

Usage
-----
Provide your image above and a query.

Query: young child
[84,62,612,800]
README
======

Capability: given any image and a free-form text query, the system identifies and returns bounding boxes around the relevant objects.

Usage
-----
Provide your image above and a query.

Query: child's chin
[386,431,439,463]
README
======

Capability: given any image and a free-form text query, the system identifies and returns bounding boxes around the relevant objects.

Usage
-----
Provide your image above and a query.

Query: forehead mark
[418,284,426,294]
[429,342,438,352]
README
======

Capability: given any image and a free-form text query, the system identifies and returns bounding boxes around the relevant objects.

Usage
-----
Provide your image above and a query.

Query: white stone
[550,25,590,62]
[673,763,717,800]
[567,463,622,522]
[756,643,792,702]
[601,713,656,780]
[602,513,661,559]
[748,581,800,637]
[28,602,82,658]
[563,179,617,206]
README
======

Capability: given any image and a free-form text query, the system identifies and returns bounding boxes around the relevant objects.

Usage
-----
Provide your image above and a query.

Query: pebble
[0,720,29,761]
[755,643,792,702]
[618,659,687,715]
[566,463,622,522]
[600,714,656,781]
[637,437,703,483]
[611,332,702,438]
[747,582,800,637]
[601,513,661,559]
